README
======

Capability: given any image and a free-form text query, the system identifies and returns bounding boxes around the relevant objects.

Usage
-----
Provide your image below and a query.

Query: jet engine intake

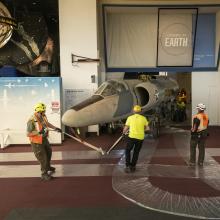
[134,77,178,112]
[134,81,158,111]
[134,86,150,107]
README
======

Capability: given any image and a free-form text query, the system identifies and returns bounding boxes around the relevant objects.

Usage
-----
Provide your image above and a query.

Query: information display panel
[0,77,61,144]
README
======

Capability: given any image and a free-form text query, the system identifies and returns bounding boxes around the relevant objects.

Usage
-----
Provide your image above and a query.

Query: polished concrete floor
[1,126,220,220]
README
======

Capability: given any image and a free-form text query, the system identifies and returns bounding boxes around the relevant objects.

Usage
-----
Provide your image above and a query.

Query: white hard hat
[196,103,206,111]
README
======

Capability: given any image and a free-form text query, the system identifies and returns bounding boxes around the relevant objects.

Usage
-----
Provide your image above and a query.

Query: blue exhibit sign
[193,14,216,68]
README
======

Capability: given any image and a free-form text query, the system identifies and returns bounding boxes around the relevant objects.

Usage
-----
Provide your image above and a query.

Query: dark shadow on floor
[5,206,194,220]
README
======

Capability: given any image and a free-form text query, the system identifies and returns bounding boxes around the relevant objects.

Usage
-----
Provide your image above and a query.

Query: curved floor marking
[112,128,220,219]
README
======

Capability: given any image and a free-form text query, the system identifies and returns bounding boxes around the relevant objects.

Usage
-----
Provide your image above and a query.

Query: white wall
[192,72,220,125]
[59,0,99,133]
[59,0,98,96]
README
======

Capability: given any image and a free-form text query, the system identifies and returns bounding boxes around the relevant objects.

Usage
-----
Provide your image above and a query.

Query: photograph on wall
[157,8,197,67]
[0,77,61,144]
[0,0,60,77]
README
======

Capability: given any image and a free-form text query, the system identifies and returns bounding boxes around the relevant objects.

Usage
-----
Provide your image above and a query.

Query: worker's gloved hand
[122,132,128,137]
[55,127,62,133]
[122,130,129,136]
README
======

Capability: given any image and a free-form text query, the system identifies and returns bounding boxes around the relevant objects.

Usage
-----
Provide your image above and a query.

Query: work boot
[198,162,203,167]
[188,162,195,167]
[124,167,130,173]
[49,166,56,172]
[130,166,136,172]
[41,173,52,181]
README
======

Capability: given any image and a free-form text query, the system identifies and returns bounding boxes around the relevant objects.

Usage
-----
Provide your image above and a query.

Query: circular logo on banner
[160,23,192,56]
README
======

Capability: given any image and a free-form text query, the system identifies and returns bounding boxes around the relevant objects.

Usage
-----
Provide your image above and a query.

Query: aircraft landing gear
[149,115,160,138]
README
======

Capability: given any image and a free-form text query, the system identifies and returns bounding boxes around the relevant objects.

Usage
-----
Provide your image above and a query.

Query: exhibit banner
[0,77,61,145]
[157,9,197,66]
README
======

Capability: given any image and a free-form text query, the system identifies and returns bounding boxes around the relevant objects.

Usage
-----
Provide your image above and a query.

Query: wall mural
[0,0,59,76]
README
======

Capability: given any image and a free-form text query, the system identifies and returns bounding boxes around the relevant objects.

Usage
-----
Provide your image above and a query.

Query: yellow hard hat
[34,102,46,113]
[133,105,142,113]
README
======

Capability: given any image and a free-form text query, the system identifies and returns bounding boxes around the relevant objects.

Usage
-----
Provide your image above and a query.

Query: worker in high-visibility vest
[123,105,149,173]
[27,103,62,180]
[189,103,209,167]
[180,88,187,104]
[176,100,186,122]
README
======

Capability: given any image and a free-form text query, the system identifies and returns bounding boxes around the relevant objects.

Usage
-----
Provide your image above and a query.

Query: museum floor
[0,125,220,220]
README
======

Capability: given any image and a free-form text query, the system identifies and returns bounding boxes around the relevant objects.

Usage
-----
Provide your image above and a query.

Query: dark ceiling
[1,0,59,33]
[2,0,58,14]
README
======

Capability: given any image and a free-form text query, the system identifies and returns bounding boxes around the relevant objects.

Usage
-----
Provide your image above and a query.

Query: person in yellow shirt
[123,105,149,173]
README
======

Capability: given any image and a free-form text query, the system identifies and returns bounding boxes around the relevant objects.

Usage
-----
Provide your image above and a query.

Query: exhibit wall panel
[0,77,62,145]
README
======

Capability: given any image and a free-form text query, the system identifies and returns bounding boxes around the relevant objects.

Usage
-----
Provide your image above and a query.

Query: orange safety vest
[192,113,209,132]
[27,113,49,144]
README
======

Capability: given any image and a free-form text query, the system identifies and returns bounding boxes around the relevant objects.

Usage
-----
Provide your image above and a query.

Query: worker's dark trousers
[31,137,52,175]
[125,137,143,168]
[190,133,207,164]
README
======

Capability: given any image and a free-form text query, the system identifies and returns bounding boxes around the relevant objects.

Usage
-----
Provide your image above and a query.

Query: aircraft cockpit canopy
[95,80,127,97]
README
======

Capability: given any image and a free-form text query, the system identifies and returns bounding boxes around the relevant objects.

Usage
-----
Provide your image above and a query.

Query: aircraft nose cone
[62,109,79,127]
